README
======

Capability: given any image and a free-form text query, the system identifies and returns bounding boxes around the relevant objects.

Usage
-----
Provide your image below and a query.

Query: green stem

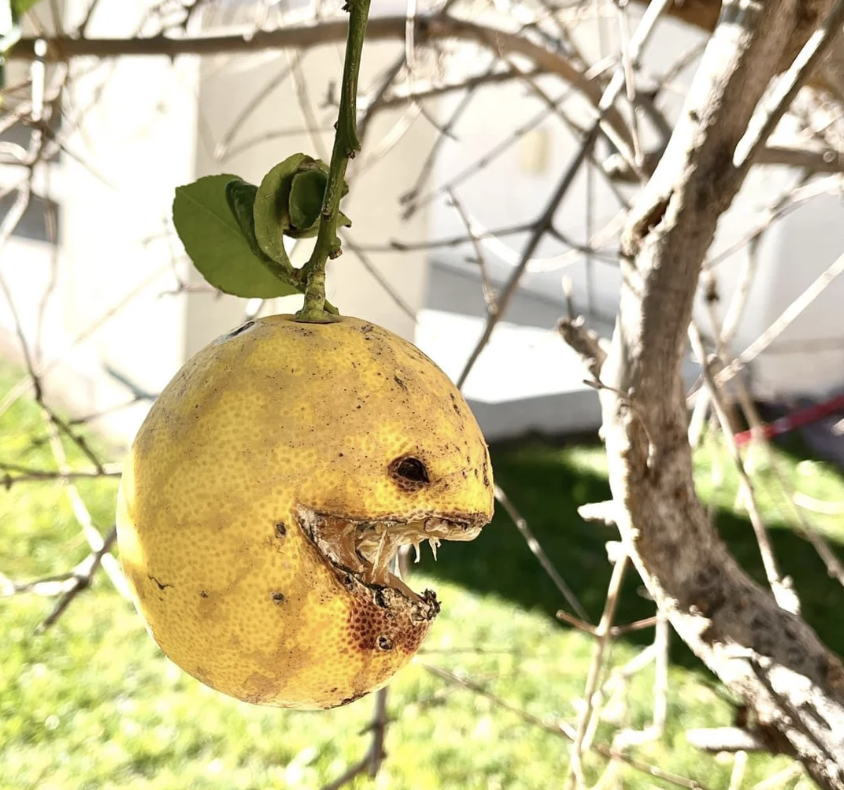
[296,0,371,323]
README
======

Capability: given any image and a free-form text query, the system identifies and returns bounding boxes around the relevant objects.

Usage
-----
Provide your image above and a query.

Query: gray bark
[599,1,844,787]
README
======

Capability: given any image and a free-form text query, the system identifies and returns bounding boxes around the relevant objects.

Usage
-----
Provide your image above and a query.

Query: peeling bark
[600,1,844,787]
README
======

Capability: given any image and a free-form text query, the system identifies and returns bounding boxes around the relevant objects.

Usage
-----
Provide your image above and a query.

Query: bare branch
[378,67,545,109]
[446,188,497,315]
[578,500,618,527]
[12,14,631,143]
[566,553,628,789]
[0,462,122,488]
[383,221,536,252]
[425,662,716,790]
[689,326,799,613]
[341,235,418,322]
[716,248,844,387]
[687,726,779,754]
[494,484,591,622]
[38,528,117,632]
[558,315,609,380]
[319,687,389,790]
[600,0,844,783]
[456,124,599,388]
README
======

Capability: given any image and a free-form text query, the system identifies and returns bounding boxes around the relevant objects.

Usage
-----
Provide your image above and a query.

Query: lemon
[116,314,493,710]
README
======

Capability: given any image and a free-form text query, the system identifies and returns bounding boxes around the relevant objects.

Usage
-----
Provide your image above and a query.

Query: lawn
[1,364,843,790]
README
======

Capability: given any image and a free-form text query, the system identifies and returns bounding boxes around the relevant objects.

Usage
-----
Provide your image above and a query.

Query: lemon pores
[116,314,493,710]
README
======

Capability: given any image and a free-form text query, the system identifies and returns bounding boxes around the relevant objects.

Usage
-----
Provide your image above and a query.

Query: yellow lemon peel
[116,315,493,710]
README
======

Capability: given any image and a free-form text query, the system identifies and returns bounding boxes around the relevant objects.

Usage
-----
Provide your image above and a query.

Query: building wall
[426,10,844,400]
[0,2,436,448]
[1,1,842,455]
[0,0,199,447]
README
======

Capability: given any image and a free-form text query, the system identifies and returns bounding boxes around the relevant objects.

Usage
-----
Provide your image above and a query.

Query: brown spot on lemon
[116,314,493,710]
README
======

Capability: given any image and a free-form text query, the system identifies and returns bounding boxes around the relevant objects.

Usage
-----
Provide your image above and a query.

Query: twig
[383,221,536,252]
[424,663,714,790]
[378,67,545,109]
[495,484,591,622]
[213,61,295,159]
[687,727,771,754]
[0,263,172,423]
[37,528,117,632]
[446,187,497,315]
[578,500,618,527]
[752,763,804,790]
[218,124,334,162]
[398,54,498,214]
[319,687,389,790]
[716,248,844,387]
[289,50,329,161]
[736,0,844,169]
[402,72,600,218]
[614,0,643,168]
[689,325,799,614]
[558,315,609,380]
[76,0,105,36]
[729,751,749,790]
[566,552,628,790]
[792,493,844,516]
[357,53,406,146]
[341,235,418,322]
[612,610,669,750]
[556,609,597,634]
[456,124,599,388]
[0,463,122,488]
[611,614,659,637]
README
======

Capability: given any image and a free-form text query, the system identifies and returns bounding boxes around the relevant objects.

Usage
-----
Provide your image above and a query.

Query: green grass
[1,365,843,790]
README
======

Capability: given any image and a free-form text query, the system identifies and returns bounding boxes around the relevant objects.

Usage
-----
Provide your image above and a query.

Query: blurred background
[1,0,844,788]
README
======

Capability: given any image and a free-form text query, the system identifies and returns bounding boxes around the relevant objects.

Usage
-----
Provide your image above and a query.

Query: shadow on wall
[419,438,844,672]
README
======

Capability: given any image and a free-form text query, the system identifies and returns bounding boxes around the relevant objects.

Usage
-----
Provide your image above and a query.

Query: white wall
[0,0,200,447]
[1,2,437,448]
[2,0,842,456]
[424,9,844,400]
[750,193,844,398]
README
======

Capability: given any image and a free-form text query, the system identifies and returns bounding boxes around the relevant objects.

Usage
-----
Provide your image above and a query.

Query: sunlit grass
[2,364,842,790]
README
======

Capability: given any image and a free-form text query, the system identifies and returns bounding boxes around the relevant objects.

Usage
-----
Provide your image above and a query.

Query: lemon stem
[296,0,372,323]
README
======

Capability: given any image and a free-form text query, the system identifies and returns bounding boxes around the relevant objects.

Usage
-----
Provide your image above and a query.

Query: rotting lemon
[116,314,493,710]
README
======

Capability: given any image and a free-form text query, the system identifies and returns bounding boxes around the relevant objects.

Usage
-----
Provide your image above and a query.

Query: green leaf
[173,174,300,299]
[289,169,326,231]
[225,179,263,257]
[253,153,308,262]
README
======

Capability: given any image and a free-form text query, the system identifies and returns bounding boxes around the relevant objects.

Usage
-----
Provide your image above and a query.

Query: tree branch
[631,0,844,99]
[593,0,844,786]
